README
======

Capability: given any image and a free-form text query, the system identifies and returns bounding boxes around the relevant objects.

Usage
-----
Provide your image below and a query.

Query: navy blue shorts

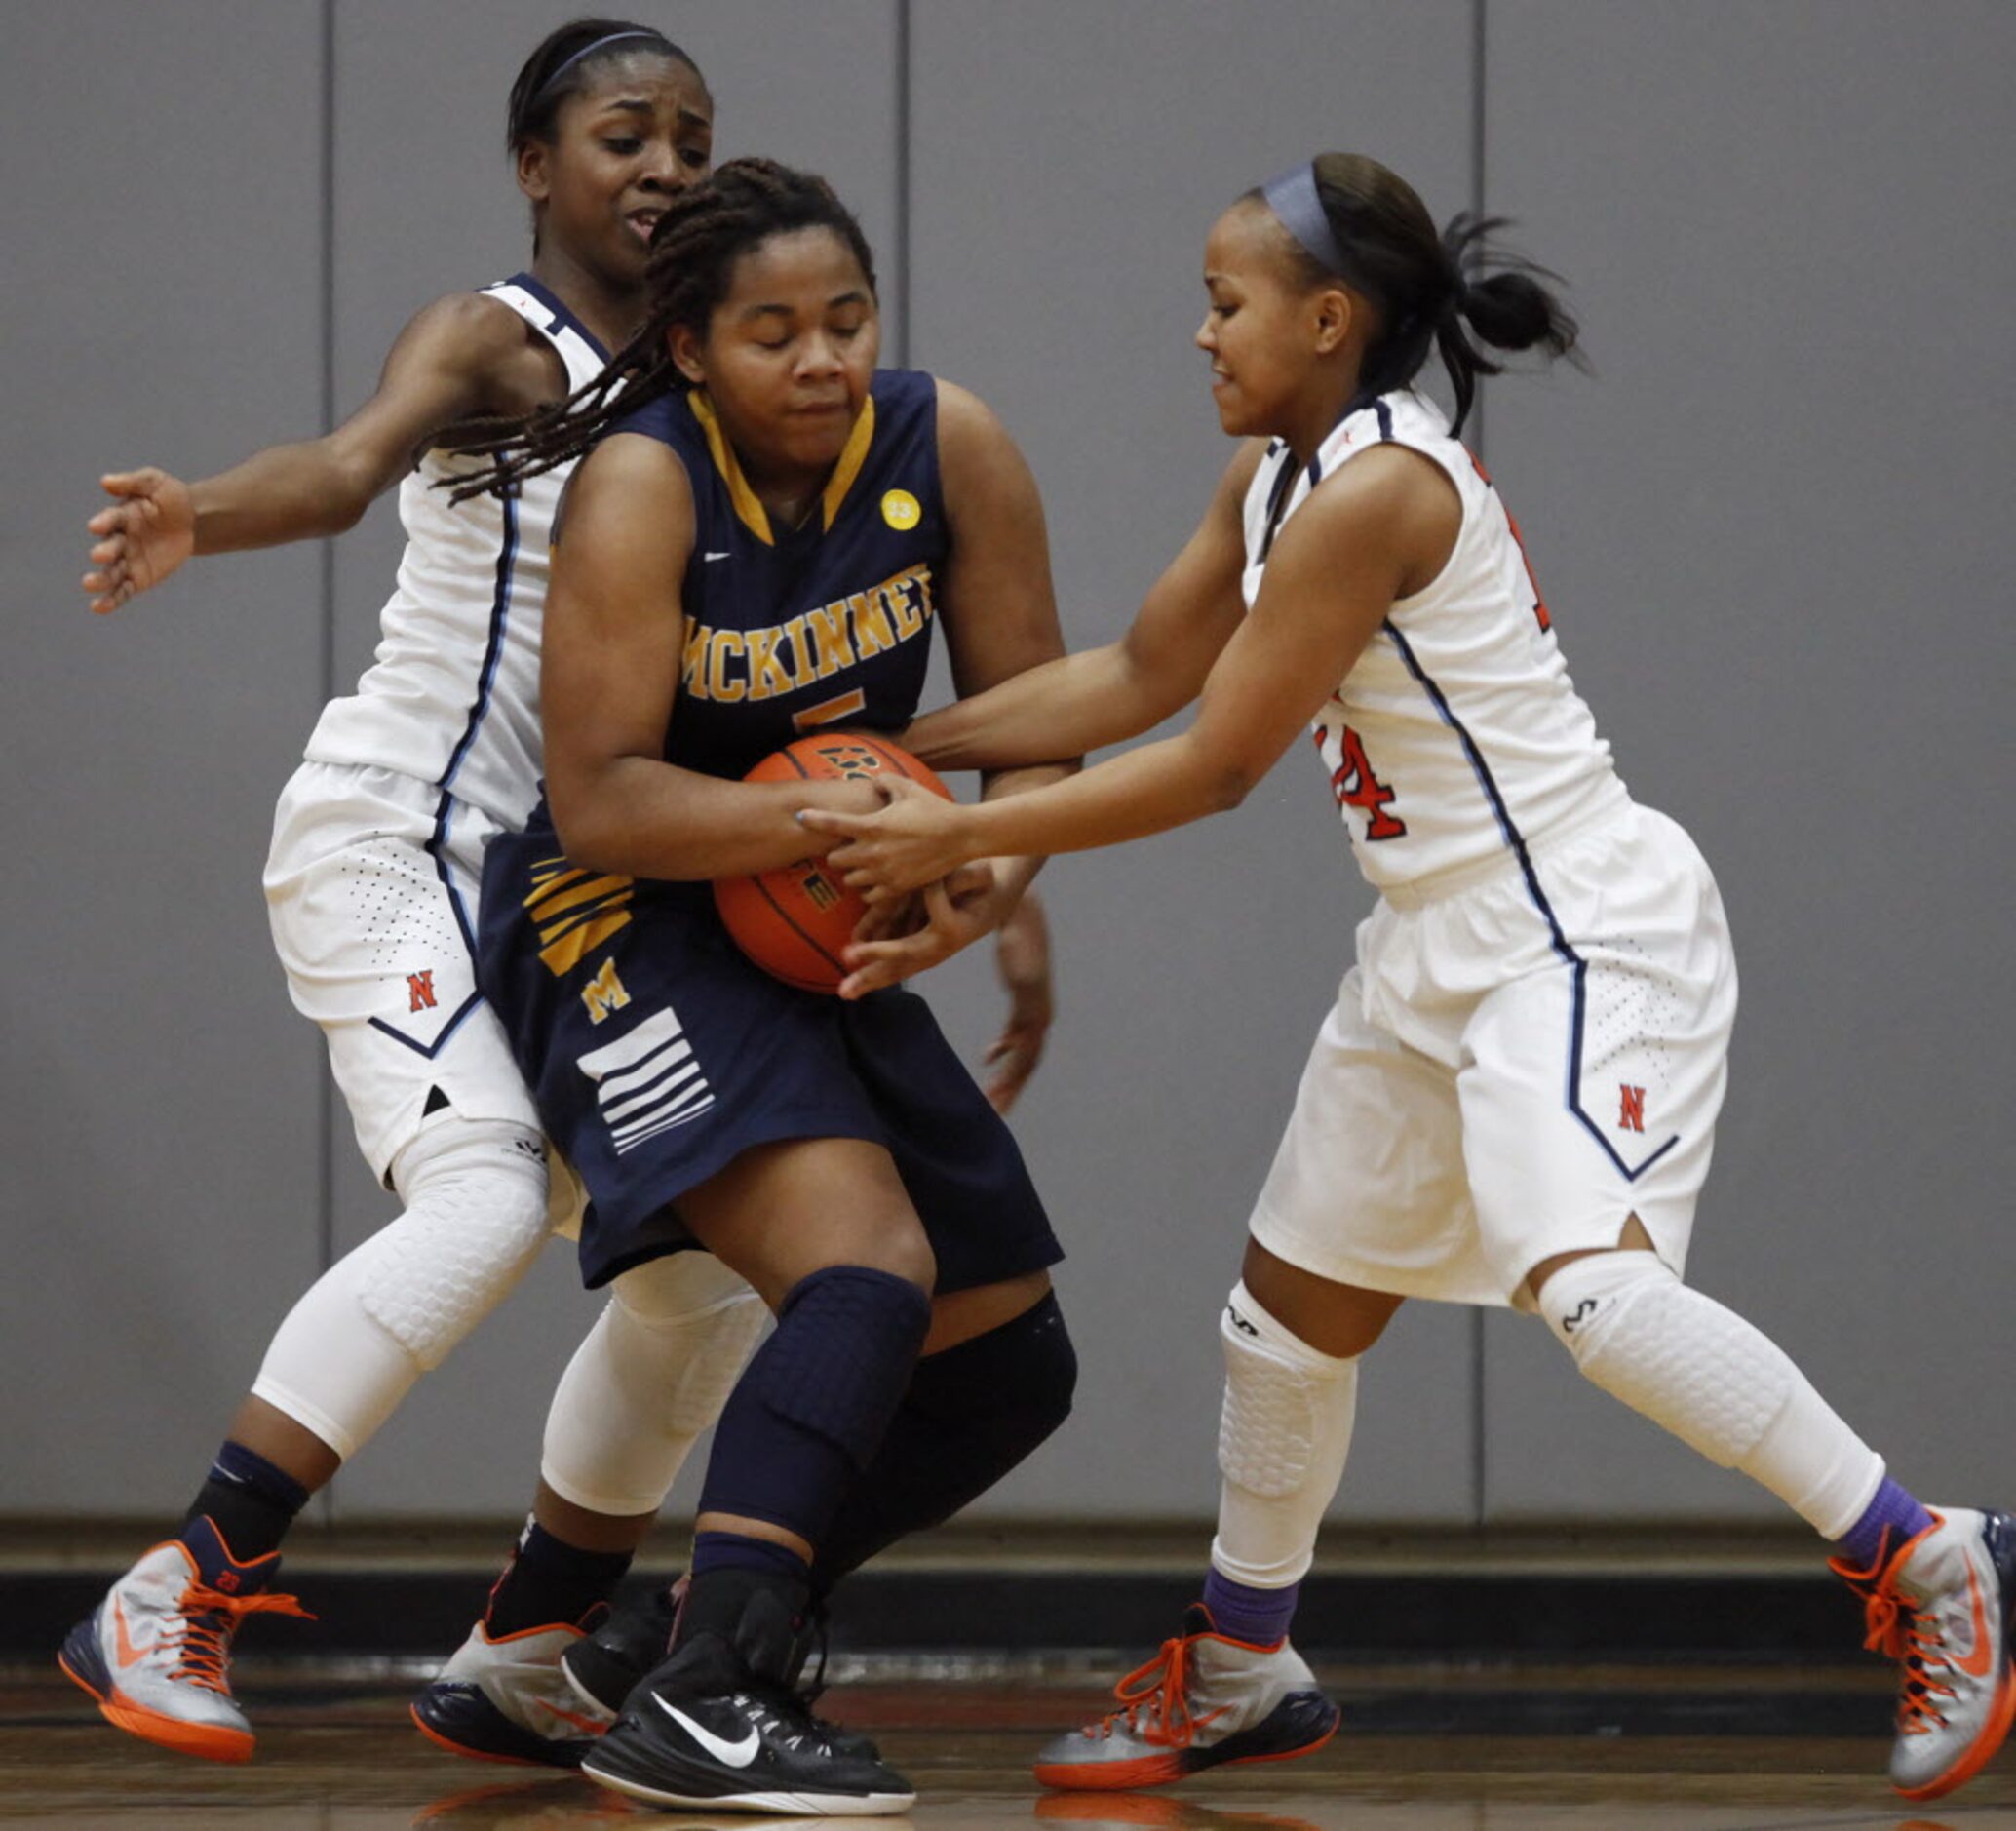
[479,825,1062,1293]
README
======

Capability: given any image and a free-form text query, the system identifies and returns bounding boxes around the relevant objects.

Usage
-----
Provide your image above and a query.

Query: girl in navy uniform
[65,23,1053,1775]
[807,153,2014,1807]
[448,159,1077,1814]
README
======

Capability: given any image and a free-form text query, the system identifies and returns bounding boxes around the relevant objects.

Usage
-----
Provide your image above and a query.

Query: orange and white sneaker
[57,1514,312,1762]
[1832,1506,2016,1801]
[410,1617,617,1768]
[1032,1605,1338,1792]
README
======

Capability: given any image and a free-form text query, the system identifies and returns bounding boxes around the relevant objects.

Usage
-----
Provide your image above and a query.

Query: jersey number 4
[1327,724,1407,840]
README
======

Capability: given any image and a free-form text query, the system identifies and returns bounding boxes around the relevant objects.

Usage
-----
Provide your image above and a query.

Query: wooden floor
[6,1666,2014,1829]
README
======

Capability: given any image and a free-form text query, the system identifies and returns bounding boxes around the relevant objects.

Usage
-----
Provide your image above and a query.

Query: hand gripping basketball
[714,734,952,993]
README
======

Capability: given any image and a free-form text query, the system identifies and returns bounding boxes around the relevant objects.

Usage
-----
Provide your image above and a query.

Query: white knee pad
[1211,1281,1359,1589]
[1538,1252,1883,1537]
[359,1119,552,1369]
[252,1120,551,1459]
[540,1252,770,1518]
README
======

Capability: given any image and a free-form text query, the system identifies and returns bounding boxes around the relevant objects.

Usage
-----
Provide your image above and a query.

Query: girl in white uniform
[804,153,2014,1807]
[63,21,1054,1773]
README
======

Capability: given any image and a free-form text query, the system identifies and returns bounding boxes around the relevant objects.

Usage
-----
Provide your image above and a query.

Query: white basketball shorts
[264,760,540,1186]
[1248,799,1738,1309]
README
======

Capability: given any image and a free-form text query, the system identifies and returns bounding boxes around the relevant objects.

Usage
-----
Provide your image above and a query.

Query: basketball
[714,733,952,993]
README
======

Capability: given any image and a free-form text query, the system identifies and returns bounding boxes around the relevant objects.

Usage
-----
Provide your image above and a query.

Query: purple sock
[1201,1567,1299,1646]
[1836,1477,1935,1572]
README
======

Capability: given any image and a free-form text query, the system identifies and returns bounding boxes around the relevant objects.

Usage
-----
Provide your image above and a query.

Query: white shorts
[264,760,540,1186]
[1249,800,1737,1310]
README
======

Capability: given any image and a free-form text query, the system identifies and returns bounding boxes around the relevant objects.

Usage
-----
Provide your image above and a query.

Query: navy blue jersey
[613,368,945,781]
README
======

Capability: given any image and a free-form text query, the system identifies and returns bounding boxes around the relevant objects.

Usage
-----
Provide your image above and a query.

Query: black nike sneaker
[579,1572,912,1816]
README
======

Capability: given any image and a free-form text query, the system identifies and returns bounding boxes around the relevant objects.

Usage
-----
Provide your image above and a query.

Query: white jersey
[1242,389,1625,895]
[302,274,608,835]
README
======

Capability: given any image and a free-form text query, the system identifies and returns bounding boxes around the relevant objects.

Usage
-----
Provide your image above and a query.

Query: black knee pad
[911,1290,1076,1441]
[699,1264,932,1540]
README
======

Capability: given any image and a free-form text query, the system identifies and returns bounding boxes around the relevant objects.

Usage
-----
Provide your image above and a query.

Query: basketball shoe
[1032,1605,1338,1792]
[1831,1505,2016,1801]
[57,1514,312,1762]
[581,1577,913,1815]
[411,1617,618,1768]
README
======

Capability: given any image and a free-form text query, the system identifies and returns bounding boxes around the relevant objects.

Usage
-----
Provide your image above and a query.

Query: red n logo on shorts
[1618,1084,1647,1133]
[407,970,437,1013]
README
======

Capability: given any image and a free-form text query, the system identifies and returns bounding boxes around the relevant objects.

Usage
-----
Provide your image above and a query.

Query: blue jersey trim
[368,994,485,1060]
[503,271,612,364]
[1379,618,1677,1185]
[426,487,520,957]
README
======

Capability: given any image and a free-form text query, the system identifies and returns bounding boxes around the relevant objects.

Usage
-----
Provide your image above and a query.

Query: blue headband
[530,29,676,109]
[1260,162,1355,283]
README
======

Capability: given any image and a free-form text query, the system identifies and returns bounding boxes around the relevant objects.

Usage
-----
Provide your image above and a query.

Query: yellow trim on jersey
[684,391,879,546]
[524,868,637,977]
[687,392,775,545]
[820,396,877,530]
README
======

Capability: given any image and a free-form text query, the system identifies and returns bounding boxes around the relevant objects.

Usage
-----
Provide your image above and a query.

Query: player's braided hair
[446,158,878,503]
[1258,152,1582,435]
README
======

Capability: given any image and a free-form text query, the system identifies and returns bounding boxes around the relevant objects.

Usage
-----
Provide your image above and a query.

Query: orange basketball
[714,733,952,993]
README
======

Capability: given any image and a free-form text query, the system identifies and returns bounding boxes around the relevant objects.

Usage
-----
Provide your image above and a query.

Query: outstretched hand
[83,469,195,613]
[799,775,974,903]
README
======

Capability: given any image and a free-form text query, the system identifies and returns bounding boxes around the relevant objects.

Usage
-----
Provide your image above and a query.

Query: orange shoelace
[172,1583,315,1695]
[1855,1582,1956,1736]
[1079,1633,1225,1749]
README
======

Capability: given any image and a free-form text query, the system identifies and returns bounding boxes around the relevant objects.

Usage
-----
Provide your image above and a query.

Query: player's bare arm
[540,434,880,881]
[811,444,1454,896]
[903,438,1262,772]
[82,292,557,614]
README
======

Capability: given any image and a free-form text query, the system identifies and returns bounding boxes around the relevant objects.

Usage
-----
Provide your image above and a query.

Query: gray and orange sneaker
[1832,1505,2016,1801]
[1033,1605,1338,1792]
[411,1617,618,1768]
[58,1515,312,1762]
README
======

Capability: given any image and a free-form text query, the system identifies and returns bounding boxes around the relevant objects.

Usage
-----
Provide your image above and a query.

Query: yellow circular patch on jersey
[881,489,921,531]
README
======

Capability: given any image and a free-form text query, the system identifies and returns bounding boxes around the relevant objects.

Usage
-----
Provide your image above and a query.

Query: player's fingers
[795,807,867,837]
[99,468,162,496]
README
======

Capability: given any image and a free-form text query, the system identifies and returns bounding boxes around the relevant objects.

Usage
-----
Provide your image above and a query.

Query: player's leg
[1475,806,2012,1804]
[1038,979,1464,1791]
[581,1135,933,1814]
[413,1248,767,1767]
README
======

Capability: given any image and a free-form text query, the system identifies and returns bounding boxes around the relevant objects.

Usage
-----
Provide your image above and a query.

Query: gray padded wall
[7,2,2009,1529]
[1476,0,2016,1516]
[0,3,330,1509]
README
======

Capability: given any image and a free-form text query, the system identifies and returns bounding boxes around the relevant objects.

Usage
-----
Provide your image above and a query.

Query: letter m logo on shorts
[580,959,631,1026]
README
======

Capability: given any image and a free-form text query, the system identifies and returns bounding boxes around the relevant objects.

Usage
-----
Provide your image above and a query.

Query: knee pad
[699,1266,931,1539]
[360,1120,551,1369]
[1538,1251,1788,1467]
[539,1256,770,1517]
[615,1254,772,1437]
[754,1266,934,1466]
[1212,1281,1359,1588]
[911,1290,1076,1443]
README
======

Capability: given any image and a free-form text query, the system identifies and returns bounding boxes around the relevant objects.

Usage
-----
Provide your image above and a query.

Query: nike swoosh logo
[702,551,732,563]
[655,1695,759,1767]
[1953,1565,1997,1679]
[113,1599,153,1669]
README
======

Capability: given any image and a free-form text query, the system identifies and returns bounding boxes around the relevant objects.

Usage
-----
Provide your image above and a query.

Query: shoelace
[173,1582,314,1695]
[1855,1583,1957,1735]
[1081,1632,1206,1749]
